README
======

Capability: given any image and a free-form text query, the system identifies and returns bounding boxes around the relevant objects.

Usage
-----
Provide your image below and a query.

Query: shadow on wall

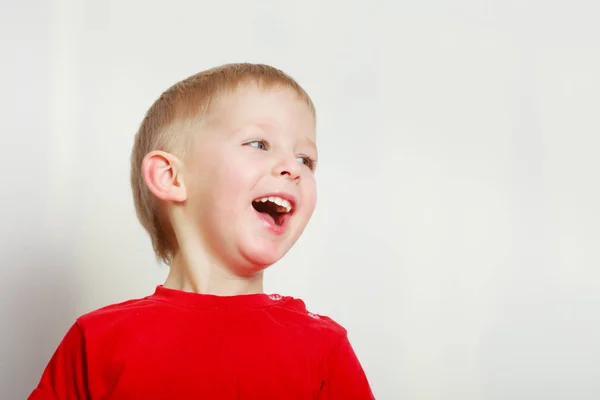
[0,241,78,398]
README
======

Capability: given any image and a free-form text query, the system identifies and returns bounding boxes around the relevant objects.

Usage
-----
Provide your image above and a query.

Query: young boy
[29,63,374,399]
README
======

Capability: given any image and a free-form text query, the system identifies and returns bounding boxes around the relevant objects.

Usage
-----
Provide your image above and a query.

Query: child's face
[180,83,317,272]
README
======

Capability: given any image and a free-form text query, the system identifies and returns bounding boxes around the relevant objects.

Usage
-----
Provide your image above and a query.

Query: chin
[240,244,288,270]
[246,252,283,270]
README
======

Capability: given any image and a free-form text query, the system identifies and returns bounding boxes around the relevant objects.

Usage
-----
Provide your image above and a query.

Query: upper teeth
[256,196,293,213]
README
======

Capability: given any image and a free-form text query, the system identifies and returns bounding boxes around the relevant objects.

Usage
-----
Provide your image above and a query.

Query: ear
[141,150,187,203]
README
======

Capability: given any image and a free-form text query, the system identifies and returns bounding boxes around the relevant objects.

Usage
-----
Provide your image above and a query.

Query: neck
[165,207,265,296]
[164,252,264,296]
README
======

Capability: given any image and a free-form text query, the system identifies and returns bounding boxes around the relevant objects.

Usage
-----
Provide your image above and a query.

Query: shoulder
[75,292,160,335]
[270,295,348,338]
[267,295,360,369]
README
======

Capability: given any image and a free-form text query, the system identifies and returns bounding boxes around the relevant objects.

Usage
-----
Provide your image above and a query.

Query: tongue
[258,211,276,225]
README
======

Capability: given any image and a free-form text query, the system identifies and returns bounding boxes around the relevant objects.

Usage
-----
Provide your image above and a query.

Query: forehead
[205,83,316,139]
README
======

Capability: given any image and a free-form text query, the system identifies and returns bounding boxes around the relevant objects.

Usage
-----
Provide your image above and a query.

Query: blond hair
[130,63,315,264]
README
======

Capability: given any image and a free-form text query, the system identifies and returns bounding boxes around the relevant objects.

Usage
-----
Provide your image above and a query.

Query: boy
[29,63,374,399]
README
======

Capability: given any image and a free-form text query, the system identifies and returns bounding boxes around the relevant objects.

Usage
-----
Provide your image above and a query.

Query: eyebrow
[254,122,317,153]
[303,137,318,154]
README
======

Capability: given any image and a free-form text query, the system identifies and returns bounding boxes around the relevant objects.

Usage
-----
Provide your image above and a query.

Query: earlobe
[141,151,187,203]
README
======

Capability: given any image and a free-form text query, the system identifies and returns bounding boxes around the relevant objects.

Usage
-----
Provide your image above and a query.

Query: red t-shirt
[29,286,374,399]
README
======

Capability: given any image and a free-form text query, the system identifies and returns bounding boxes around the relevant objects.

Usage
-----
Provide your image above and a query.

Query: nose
[272,154,302,182]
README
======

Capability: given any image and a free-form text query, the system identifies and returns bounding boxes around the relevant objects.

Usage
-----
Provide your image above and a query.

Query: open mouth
[252,196,293,227]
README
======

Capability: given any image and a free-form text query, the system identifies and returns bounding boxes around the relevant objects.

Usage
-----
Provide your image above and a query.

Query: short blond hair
[130,63,315,264]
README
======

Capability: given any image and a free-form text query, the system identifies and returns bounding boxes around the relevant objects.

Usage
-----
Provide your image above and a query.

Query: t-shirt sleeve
[320,334,375,399]
[28,322,88,400]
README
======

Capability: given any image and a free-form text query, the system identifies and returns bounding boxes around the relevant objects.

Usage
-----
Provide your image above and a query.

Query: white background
[1,1,599,399]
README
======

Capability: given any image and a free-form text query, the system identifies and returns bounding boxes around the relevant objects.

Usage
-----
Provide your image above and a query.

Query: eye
[245,140,268,150]
[297,155,316,170]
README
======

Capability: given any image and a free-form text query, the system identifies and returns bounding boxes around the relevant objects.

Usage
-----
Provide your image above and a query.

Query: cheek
[208,160,260,212]
[301,176,318,215]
